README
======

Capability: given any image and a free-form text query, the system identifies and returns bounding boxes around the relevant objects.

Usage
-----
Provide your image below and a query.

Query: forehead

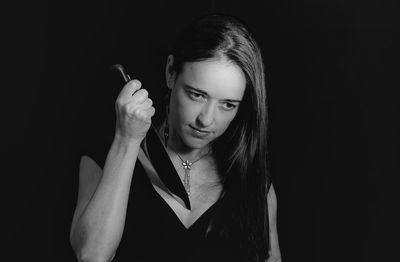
[178,59,246,100]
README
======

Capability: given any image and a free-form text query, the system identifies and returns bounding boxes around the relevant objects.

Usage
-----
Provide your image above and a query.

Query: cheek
[170,89,199,123]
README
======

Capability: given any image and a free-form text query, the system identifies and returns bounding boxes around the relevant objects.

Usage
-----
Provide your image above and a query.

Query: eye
[187,91,205,101]
[221,102,238,111]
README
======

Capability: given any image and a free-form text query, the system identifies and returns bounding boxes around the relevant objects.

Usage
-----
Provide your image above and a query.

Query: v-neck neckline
[140,126,223,231]
[151,184,221,231]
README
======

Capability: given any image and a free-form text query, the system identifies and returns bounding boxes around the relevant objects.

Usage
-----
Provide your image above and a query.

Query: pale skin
[69,55,281,262]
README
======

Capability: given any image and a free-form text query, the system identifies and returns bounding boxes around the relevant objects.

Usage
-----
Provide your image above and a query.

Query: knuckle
[115,98,123,107]
[132,108,141,116]
[126,104,134,113]
[137,111,147,120]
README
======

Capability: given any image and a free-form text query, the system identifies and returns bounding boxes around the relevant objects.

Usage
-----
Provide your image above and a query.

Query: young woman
[70,14,281,262]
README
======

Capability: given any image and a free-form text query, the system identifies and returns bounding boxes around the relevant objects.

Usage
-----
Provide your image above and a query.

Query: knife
[111,64,191,210]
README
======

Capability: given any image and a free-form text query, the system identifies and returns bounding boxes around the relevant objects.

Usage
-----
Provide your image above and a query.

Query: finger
[147,106,156,118]
[142,98,153,108]
[131,106,155,123]
[118,80,142,100]
[142,106,156,123]
[132,100,154,115]
[131,89,149,104]
[144,106,155,117]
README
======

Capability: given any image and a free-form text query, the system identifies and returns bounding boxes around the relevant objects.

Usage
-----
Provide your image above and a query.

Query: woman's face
[167,57,246,150]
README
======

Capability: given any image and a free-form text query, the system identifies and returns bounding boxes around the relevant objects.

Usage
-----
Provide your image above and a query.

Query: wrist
[113,133,143,148]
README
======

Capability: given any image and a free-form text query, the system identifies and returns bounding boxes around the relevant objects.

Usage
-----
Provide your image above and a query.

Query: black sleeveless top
[112,158,244,262]
[87,127,246,261]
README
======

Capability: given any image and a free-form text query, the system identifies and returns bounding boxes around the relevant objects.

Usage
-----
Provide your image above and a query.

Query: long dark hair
[160,14,270,261]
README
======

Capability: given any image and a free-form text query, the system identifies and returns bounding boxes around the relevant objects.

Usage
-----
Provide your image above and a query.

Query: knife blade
[111,64,191,210]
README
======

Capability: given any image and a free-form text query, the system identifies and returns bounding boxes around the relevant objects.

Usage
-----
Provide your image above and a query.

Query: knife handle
[111,64,131,83]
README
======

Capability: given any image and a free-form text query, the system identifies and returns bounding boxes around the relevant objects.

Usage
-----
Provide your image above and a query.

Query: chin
[181,133,211,149]
[183,138,208,149]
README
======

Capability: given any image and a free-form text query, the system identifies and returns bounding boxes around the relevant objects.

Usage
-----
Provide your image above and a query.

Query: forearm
[71,137,141,262]
[266,255,281,262]
[266,184,281,262]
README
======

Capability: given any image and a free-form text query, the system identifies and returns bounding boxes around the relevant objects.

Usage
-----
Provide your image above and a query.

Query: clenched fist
[114,79,155,143]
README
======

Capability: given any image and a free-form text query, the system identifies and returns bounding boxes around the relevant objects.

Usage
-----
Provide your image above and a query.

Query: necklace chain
[175,151,208,168]
[162,121,210,196]
[173,148,210,196]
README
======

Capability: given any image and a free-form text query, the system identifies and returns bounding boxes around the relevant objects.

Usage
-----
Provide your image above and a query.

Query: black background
[3,0,399,261]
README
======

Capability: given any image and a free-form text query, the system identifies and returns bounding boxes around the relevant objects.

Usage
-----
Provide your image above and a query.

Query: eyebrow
[183,84,242,103]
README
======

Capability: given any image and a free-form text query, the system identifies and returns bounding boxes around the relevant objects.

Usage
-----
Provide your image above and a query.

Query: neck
[161,120,211,162]
[168,133,211,162]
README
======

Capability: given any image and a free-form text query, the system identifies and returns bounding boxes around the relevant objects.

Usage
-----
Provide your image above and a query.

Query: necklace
[174,151,210,196]
[162,120,210,196]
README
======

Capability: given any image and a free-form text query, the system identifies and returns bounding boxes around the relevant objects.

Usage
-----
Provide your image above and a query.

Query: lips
[189,125,211,138]
[190,125,210,133]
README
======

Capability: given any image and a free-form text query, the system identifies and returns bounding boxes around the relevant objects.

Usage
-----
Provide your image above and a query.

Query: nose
[196,102,216,128]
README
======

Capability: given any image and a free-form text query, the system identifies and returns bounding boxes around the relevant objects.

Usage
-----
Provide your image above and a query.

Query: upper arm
[70,155,103,240]
[267,184,282,262]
